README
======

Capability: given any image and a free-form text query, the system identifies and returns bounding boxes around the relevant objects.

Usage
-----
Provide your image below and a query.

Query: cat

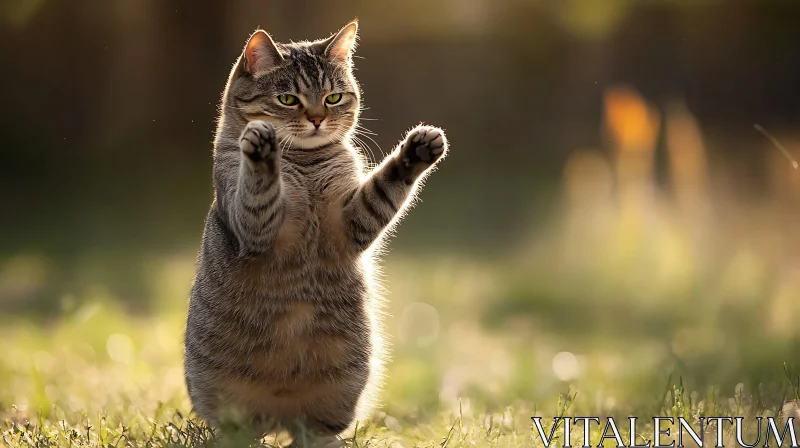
[184,19,448,447]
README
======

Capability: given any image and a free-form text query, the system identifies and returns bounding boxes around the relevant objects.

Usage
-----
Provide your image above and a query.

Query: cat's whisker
[280,134,292,150]
[354,128,385,158]
[351,134,379,163]
[350,136,370,159]
[357,106,380,121]
[285,134,297,153]
[354,125,378,136]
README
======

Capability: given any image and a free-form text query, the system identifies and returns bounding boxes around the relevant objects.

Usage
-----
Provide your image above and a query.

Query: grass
[0,252,798,447]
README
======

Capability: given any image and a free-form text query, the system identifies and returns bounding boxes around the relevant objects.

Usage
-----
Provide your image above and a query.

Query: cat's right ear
[241,30,283,77]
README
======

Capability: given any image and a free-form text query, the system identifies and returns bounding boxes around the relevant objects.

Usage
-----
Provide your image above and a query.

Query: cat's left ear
[323,20,359,63]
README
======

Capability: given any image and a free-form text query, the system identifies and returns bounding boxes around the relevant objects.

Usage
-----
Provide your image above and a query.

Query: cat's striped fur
[184,20,448,445]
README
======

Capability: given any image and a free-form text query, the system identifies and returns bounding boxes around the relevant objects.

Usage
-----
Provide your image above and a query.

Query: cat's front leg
[230,120,286,255]
[342,125,448,251]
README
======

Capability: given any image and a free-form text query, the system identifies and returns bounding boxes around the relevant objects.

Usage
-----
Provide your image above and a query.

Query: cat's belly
[207,296,371,417]
[216,272,371,366]
[218,326,370,416]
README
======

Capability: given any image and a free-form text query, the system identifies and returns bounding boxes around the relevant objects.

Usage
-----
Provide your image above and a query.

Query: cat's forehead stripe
[296,73,309,91]
[299,67,315,90]
[290,77,301,93]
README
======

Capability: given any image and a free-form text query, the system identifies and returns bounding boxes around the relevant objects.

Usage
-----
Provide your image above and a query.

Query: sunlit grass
[1,253,799,447]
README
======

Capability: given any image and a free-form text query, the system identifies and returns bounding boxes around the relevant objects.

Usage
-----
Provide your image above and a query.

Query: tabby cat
[184,19,448,446]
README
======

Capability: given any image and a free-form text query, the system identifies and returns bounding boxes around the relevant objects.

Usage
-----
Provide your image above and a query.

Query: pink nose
[307,115,326,127]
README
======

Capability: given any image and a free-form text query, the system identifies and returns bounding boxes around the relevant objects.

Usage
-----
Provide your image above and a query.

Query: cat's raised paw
[239,120,277,163]
[400,125,448,169]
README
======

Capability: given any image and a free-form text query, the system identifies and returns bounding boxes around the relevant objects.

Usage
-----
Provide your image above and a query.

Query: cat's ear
[242,29,283,76]
[324,20,359,63]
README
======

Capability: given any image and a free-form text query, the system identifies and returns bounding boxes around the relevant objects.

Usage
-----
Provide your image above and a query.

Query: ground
[1,250,798,447]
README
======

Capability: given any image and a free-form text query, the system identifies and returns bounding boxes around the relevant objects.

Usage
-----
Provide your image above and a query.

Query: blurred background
[0,0,799,426]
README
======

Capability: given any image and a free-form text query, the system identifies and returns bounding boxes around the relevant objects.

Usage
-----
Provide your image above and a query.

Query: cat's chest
[281,164,356,252]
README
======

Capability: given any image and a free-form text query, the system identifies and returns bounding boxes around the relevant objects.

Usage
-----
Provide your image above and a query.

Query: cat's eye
[278,94,299,106]
[325,93,342,105]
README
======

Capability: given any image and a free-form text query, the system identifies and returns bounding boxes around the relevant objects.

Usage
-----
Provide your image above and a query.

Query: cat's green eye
[325,93,342,105]
[278,94,299,106]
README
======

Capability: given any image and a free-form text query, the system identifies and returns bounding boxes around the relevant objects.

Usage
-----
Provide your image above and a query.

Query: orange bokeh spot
[604,86,660,152]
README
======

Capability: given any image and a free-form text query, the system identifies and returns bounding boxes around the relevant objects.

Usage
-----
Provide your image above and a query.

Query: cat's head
[224,20,360,150]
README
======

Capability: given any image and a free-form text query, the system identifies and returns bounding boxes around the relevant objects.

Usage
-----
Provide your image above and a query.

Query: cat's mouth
[306,127,333,139]
[286,128,337,150]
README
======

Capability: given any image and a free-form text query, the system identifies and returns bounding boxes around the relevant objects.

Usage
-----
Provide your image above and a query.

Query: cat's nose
[307,115,326,128]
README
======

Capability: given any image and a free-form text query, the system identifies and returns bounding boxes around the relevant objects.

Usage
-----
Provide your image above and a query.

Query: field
[1,249,799,447]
